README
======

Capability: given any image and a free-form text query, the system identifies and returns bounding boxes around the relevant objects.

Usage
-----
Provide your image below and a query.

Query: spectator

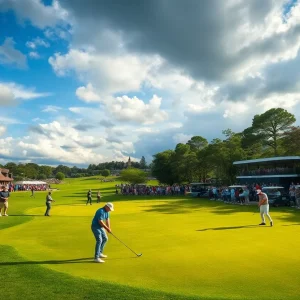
[97,190,101,203]
[0,185,10,217]
[45,191,55,217]
[87,189,92,205]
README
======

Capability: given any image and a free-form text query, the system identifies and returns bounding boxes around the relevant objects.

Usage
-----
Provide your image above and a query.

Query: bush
[100,169,111,177]
[38,174,47,180]
[119,168,148,184]
[55,172,65,181]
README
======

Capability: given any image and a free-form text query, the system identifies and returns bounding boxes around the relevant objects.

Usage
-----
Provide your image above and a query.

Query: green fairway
[1,177,300,299]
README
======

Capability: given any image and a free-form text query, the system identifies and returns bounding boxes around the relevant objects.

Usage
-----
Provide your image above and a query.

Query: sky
[1,0,300,167]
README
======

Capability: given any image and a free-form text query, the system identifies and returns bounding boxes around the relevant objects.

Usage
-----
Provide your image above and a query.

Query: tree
[152,150,176,185]
[54,165,71,177]
[187,136,208,152]
[281,126,300,155]
[4,162,18,174]
[250,108,296,156]
[119,168,148,184]
[38,174,47,180]
[171,143,193,183]
[24,164,38,179]
[241,127,263,159]
[139,156,147,169]
[56,172,65,180]
[101,169,110,177]
[39,165,53,178]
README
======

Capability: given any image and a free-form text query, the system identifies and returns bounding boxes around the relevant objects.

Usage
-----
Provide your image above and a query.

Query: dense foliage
[152,108,298,185]
[119,168,148,184]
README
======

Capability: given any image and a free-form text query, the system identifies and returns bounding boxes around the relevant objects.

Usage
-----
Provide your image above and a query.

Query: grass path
[1,177,300,299]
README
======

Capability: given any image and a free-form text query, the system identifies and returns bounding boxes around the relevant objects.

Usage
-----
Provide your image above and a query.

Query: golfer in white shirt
[257,189,273,226]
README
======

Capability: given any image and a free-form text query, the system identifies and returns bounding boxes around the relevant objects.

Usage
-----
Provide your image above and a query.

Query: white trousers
[260,204,272,223]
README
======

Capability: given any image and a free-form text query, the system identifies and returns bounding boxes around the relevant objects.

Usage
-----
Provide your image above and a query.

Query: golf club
[111,232,142,257]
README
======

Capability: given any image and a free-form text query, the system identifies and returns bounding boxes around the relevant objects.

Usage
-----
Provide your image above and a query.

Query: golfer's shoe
[259,222,266,225]
[3,214,8,216]
[94,258,105,263]
[270,221,273,227]
[99,254,107,258]
[0,213,2,217]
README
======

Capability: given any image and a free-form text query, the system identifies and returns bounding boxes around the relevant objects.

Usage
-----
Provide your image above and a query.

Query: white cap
[256,189,262,194]
[105,202,114,211]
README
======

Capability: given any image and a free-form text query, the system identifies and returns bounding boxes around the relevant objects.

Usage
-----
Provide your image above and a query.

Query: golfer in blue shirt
[91,202,114,263]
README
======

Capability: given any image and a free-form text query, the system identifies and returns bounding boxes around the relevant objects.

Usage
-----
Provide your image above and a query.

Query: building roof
[14,181,47,185]
[233,156,300,165]
[0,173,13,182]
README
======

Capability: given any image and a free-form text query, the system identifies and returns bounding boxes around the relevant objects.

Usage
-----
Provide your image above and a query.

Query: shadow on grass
[197,225,260,231]
[8,214,45,217]
[140,198,300,224]
[0,256,137,266]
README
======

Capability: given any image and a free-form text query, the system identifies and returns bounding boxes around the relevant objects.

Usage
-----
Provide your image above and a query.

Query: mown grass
[1,176,300,300]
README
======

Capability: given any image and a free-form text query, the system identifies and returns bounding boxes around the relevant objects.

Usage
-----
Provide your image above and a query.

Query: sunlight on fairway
[1,188,300,300]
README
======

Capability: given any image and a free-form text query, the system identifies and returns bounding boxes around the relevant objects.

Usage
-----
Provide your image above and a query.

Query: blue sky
[1,0,300,166]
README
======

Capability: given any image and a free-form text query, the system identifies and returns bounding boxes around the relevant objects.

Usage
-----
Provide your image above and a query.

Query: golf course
[1,177,300,300]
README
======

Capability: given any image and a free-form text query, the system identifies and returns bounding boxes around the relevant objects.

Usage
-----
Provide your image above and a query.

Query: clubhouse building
[0,168,13,186]
[233,156,300,187]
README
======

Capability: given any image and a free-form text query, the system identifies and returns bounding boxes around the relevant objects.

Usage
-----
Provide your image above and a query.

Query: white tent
[14,181,47,185]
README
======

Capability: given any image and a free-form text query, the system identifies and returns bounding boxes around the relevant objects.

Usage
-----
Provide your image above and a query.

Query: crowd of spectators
[238,167,297,176]
[7,183,49,192]
[116,184,191,196]
[206,182,300,207]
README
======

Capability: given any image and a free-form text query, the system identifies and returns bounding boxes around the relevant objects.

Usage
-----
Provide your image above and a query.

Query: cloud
[0,0,68,29]
[49,49,159,95]
[32,118,44,122]
[73,124,96,132]
[76,83,100,102]
[108,95,168,125]
[44,28,70,41]
[42,105,62,113]
[29,125,50,137]
[0,126,6,136]
[0,82,51,106]
[59,0,300,82]
[0,83,15,105]
[0,116,21,125]
[0,37,27,68]
[29,51,40,59]
[5,120,108,164]
[26,37,50,49]
[99,119,114,128]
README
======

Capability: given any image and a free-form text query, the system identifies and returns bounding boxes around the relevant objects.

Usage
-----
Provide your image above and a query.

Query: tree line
[0,157,148,180]
[152,108,300,185]
[87,156,148,171]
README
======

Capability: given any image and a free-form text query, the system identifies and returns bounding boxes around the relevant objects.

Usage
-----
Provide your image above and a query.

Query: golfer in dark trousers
[91,202,114,263]
[86,189,92,205]
[45,191,55,216]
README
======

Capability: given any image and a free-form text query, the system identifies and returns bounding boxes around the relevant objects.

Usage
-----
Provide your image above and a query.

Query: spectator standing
[87,189,92,205]
[289,188,296,206]
[45,191,55,216]
[30,186,35,198]
[97,190,101,203]
[244,187,250,205]
[0,185,10,217]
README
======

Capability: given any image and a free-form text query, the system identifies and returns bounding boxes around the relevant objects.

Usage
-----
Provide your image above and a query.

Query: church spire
[127,156,132,168]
